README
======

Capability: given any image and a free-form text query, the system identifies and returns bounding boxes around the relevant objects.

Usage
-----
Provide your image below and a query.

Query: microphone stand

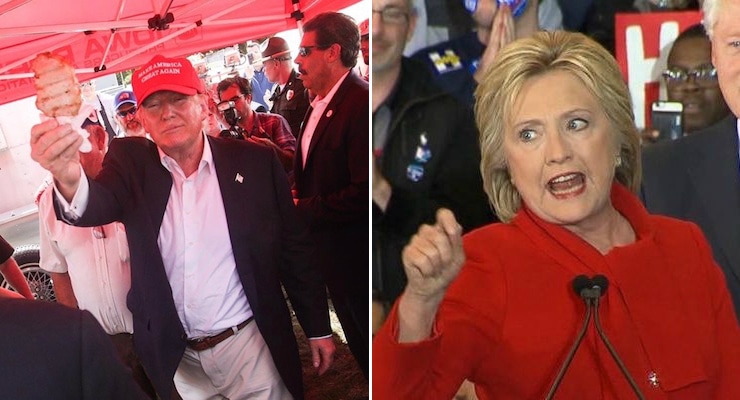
[544,298,592,400]
[592,296,646,400]
[547,275,646,400]
[545,275,594,400]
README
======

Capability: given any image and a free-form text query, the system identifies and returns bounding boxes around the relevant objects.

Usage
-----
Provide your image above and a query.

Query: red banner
[615,11,701,128]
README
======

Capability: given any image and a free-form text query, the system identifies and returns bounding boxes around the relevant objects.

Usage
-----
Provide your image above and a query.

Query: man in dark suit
[293,12,369,378]
[0,298,147,399]
[30,54,335,400]
[641,0,740,320]
[642,116,740,317]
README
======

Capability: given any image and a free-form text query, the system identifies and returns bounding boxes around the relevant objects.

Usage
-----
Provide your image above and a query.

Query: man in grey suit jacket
[294,12,369,378]
[30,54,335,400]
[642,0,740,319]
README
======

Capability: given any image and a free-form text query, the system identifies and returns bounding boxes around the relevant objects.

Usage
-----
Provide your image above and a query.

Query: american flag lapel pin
[235,173,244,183]
[326,109,333,118]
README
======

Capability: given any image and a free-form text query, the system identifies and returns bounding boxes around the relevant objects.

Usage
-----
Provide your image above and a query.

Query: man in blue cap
[113,90,146,137]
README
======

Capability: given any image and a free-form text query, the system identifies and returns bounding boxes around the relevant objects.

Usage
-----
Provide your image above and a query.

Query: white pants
[174,321,292,400]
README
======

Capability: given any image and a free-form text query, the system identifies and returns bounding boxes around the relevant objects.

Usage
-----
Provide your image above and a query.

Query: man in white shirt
[38,122,156,398]
[293,12,369,378]
[30,54,336,400]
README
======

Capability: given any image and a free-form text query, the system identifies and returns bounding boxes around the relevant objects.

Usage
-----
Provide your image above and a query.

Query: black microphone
[572,275,593,298]
[590,275,646,400]
[544,275,594,400]
[591,275,609,296]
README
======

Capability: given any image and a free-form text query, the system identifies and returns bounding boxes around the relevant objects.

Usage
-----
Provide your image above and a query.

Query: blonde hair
[474,31,641,222]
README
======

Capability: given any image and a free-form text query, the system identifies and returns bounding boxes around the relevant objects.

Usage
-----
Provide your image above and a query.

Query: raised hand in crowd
[475,4,515,83]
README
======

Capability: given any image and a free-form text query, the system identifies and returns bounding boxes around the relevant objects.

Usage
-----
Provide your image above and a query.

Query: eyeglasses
[662,64,718,85]
[79,82,94,88]
[116,107,137,118]
[298,45,330,57]
[372,6,410,24]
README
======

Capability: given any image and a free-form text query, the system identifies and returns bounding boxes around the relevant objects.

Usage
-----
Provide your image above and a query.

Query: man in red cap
[260,36,311,138]
[29,54,336,400]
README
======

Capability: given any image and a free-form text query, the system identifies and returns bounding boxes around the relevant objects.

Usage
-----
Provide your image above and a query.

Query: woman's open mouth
[547,172,586,199]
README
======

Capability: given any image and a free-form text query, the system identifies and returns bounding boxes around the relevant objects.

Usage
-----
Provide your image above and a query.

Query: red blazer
[373,183,740,399]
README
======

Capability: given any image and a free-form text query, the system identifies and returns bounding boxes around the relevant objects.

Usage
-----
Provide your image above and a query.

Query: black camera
[217,100,245,140]
[219,126,245,140]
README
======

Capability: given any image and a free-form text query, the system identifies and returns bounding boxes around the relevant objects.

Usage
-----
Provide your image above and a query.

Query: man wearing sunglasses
[113,90,146,138]
[293,12,369,379]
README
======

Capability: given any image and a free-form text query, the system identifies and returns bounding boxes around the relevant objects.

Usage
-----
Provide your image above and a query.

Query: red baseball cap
[359,19,369,37]
[132,54,204,104]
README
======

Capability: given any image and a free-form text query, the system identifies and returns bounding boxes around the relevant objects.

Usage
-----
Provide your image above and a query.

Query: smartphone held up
[651,101,683,141]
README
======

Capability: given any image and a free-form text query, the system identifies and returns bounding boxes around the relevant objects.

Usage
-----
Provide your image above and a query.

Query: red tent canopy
[0,0,362,105]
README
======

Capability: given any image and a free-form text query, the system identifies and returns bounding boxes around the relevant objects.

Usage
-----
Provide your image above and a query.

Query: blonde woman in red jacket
[373,31,740,399]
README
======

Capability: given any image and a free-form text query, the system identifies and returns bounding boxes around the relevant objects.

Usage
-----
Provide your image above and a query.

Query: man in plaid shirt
[216,76,296,172]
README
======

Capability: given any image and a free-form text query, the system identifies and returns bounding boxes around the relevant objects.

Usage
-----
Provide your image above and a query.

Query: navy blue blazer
[293,71,369,293]
[0,298,147,399]
[642,115,740,320]
[57,135,331,400]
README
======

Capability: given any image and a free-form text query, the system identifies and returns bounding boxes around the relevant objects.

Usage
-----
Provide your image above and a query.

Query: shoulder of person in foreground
[0,298,148,399]
[105,135,159,161]
[209,133,278,160]
[641,115,738,201]
[643,114,737,165]
[344,71,369,98]
[646,214,731,285]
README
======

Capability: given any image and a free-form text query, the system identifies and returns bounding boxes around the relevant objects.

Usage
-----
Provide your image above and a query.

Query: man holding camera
[216,76,296,172]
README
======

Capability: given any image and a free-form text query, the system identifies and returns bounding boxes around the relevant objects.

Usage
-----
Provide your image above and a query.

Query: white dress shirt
[157,138,252,338]
[300,70,351,168]
[40,185,134,335]
[56,136,252,339]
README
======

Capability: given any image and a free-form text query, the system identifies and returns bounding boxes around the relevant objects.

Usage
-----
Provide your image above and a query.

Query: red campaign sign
[615,11,701,128]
